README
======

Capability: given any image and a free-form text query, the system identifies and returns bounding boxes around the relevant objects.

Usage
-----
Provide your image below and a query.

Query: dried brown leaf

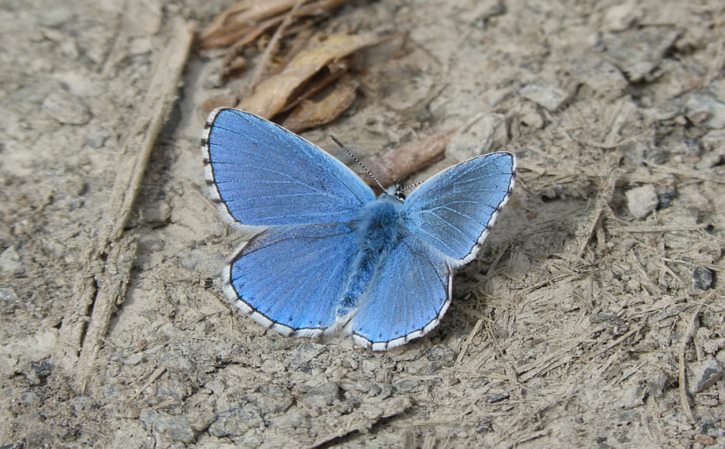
[282,75,358,132]
[238,33,383,118]
[200,0,344,49]
[200,0,297,48]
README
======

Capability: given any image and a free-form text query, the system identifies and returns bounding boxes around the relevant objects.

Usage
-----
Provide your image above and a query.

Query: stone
[685,93,725,129]
[448,113,508,161]
[140,200,171,227]
[0,287,18,302]
[604,28,679,81]
[41,90,92,125]
[625,185,658,219]
[85,128,110,149]
[153,415,196,443]
[601,0,642,32]
[209,406,263,437]
[519,83,570,112]
[693,267,715,290]
[300,381,340,408]
[689,358,723,394]
[0,246,22,275]
[486,392,510,403]
[70,396,95,416]
[575,59,629,98]
[392,377,419,393]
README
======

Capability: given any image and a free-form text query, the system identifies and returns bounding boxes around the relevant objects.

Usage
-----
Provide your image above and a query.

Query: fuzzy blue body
[337,194,405,317]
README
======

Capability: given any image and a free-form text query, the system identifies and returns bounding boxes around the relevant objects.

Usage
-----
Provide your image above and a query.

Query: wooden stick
[363,129,454,189]
[56,20,195,393]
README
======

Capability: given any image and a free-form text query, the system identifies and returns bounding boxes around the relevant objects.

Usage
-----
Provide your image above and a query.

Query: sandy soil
[1,0,724,448]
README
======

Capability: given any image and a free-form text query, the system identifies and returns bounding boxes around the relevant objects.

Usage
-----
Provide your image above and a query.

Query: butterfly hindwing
[351,234,451,351]
[225,223,357,336]
[202,108,375,226]
[402,152,515,266]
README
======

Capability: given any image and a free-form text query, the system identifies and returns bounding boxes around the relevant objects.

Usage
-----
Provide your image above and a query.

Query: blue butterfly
[201,108,515,350]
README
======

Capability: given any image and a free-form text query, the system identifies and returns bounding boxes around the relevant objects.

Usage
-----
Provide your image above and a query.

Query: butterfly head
[383,184,406,202]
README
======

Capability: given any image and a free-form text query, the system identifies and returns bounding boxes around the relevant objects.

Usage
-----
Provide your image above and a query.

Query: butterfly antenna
[402,181,423,192]
[330,135,385,191]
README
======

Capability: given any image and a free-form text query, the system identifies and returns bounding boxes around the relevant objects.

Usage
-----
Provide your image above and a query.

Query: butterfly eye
[395,191,406,200]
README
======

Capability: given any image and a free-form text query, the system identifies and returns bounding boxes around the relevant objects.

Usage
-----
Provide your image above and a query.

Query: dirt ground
[1,0,724,448]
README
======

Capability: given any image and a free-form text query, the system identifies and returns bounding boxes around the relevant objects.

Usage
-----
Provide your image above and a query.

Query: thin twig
[131,367,167,399]
[455,319,484,366]
[250,0,306,90]
[678,305,702,423]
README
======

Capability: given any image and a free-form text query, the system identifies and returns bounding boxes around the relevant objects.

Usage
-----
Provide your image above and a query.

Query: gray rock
[685,93,725,129]
[689,358,723,394]
[625,185,658,219]
[124,352,144,366]
[487,392,510,403]
[601,1,642,32]
[621,382,646,409]
[0,246,22,275]
[646,372,673,398]
[460,0,505,28]
[448,113,508,161]
[695,152,723,170]
[209,406,263,437]
[693,267,715,290]
[153,415,196,443]
[0,287,18,302]
[392,377,419,393]
[140,200,171,227]
[85,128,110,149]
[519,83,570,112]
[575,59,629,98]
[300,381,340,408]
[70,396,95,416]
[41,90,92,125]
[604,28,679,81]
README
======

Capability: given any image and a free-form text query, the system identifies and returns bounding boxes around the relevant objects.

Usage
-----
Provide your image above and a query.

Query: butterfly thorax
[337,194,405,317]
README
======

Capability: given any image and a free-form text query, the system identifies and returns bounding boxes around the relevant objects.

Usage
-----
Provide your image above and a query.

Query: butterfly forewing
[202,108,375,227]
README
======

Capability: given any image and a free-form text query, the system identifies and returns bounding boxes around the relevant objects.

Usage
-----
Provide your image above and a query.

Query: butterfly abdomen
[337,196,405,317]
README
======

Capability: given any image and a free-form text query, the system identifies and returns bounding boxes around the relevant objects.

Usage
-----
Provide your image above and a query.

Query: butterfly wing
[201,108,375,226]
[350,235,451,350]
[351,152,515,350]
[402,152,515,266]
[225,223,357,336]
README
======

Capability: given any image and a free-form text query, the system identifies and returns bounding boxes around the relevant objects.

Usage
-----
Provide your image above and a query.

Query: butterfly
[201,108,515,350]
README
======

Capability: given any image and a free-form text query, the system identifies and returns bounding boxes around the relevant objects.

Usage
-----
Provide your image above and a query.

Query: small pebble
[685,93,725,129]
[689,358,723,394]
[392,378,419,393]
[300,381,340,408]
[42,90,92,125]
[210,407,263,438]
[519,83,570,112]
[0,246,23,275]
[695,153,723,170]
[604,28,678,81]
[140,200,172,227]
[576,59,628,98]
[0,287,18,302]
[153,415,196,443]
[487,392,509,403]
[693,267,715,290]
[625,184,658,219]
[601,0,642,32]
